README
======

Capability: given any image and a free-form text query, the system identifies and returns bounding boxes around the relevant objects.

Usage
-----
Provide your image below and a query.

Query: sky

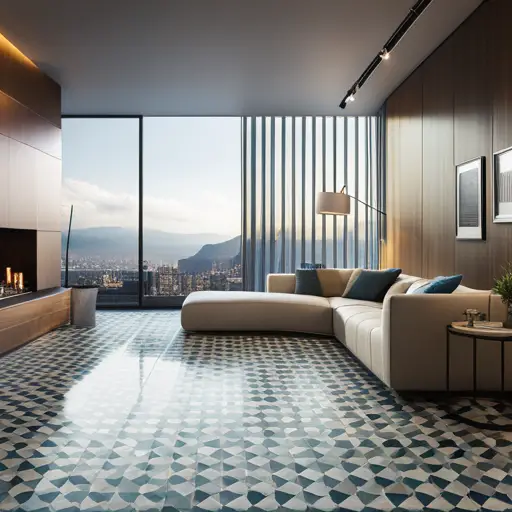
[61,117,242,236]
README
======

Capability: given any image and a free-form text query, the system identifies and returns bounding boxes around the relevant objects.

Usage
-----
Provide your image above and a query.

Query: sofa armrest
[382,292,492,391]
[267,274,295,294]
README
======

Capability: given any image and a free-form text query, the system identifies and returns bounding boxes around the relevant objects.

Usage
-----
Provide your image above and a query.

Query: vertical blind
[242,116,382,292]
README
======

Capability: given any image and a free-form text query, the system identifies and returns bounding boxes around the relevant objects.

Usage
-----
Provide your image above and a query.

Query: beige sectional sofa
[181,270,510,392]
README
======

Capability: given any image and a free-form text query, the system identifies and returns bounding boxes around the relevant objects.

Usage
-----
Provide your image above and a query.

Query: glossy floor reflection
[0,311,512,511]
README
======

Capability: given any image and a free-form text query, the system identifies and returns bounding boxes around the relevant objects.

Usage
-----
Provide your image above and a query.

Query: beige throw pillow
[342,269,362,297]
[406,279,431,294]
[384,276,421,300]
[317,269,354,297]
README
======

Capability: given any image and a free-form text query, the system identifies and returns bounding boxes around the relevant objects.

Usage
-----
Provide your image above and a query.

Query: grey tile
[0,310,511,511]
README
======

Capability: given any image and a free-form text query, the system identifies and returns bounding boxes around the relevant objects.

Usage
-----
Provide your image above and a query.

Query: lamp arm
[340,188,386,216]
[348,195,386,216]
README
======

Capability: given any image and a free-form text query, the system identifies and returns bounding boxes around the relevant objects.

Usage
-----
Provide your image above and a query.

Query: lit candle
[19,272,24,291]
[6,267,11,286]
[13,273,19,290]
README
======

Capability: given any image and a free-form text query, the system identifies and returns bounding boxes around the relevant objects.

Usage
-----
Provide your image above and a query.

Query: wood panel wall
[0,33,61,127]
[0,32,62,290]
[385,0,512,289]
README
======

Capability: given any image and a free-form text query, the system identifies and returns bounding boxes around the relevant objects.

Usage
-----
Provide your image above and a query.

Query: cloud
[61,179,239,235]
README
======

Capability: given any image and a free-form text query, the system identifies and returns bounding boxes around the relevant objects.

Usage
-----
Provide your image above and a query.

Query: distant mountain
[62,227,232,264]
[178,236,241,273]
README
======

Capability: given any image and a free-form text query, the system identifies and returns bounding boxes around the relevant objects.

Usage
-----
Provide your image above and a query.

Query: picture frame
[493,146,512,223]
[456,156,485,240]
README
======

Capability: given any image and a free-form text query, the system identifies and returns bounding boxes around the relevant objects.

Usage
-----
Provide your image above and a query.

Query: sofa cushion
[295,269,323,296]
[353,315,382,371]
[267,273,296,294]
[368,327,386,384]
[406,278,431,294]
[294,268,356,297]
[328,297,383,311]
[342,269,362,297]
[384,276,422,300]
[412,274,463,294]
[317,269,354,297]
[267,269,369,297]
[344,268,402,302]
[181,291,333,335]
[332,305,382,366]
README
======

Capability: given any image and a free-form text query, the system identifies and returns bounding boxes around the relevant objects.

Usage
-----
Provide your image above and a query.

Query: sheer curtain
[241,116,383,292]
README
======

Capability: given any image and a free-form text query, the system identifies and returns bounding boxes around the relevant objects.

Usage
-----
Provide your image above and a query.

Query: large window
[142,117,241,305]
[61,117,140,306]
[61,116,242,307]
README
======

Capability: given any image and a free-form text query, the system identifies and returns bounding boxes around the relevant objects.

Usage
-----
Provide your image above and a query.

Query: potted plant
[492,263,512,329]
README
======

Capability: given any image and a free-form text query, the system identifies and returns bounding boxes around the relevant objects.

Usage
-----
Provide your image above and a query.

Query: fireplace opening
[0,228,37,300]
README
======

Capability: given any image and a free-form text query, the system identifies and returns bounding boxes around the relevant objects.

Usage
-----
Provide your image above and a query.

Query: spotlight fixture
[340,89,357,109]
[339,0,433,109]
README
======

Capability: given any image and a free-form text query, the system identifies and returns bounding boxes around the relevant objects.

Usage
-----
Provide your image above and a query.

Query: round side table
[446,322,512,431]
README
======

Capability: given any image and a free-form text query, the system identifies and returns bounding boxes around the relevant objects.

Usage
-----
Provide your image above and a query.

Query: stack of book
[473,321,505,330]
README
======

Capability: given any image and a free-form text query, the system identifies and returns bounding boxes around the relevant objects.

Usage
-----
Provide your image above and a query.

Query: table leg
[445,330,512,432]
[446,329,450,391]
[473,337,477,400]
[501,340,505,393]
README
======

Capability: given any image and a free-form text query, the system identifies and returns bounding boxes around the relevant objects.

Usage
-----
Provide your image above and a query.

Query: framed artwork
[456,156,485,240]
[493,146,512,223]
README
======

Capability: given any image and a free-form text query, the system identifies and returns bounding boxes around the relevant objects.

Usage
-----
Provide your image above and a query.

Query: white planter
[71,287,99,327]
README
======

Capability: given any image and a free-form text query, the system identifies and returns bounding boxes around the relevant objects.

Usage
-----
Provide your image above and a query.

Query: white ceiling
[0,0,482,116]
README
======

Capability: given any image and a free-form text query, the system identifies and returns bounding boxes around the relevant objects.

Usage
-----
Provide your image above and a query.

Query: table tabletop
[449,321,512,339]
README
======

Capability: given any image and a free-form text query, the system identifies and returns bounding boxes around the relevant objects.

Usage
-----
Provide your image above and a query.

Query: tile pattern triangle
[0,311,511,511]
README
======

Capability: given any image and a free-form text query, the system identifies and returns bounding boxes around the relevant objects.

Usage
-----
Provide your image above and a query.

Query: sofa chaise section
[181,291,333,335]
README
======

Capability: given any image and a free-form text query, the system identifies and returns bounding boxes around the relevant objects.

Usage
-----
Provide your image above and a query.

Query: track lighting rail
[339,0,433,109]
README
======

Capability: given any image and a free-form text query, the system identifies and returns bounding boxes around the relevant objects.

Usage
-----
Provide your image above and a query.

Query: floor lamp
[316,186,387,269]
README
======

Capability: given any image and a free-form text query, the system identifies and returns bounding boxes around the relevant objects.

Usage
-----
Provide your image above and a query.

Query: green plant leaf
[493,263,512,305]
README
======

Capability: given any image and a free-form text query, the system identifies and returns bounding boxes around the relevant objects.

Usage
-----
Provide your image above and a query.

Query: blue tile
[0,310,510,511]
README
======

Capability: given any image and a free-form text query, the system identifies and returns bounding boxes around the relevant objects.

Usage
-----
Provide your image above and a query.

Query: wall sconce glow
[380,49,390,60]
[0,32,38,69]
[347,93,355,103]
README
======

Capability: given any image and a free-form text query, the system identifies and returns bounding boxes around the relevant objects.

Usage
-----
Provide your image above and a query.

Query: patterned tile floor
[1,311,512,512]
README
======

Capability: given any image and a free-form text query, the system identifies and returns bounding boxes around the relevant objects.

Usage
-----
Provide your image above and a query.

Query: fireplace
[0,228,37,299]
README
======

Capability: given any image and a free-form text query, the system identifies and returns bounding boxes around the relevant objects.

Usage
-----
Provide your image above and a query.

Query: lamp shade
[316,192,351,215]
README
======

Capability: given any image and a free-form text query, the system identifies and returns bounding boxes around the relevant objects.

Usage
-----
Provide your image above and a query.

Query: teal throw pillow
[344,268,402,302]
[295,269,323,296]
[412,275,463,294]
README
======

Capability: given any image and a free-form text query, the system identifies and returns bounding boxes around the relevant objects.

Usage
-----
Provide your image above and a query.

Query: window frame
[61,115,243,309]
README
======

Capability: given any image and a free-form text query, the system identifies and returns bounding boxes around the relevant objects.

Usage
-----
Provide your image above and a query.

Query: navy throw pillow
[295,269,323,296]
[344,268,402,302]
[300,263,325,269]
[412,274,463,294]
